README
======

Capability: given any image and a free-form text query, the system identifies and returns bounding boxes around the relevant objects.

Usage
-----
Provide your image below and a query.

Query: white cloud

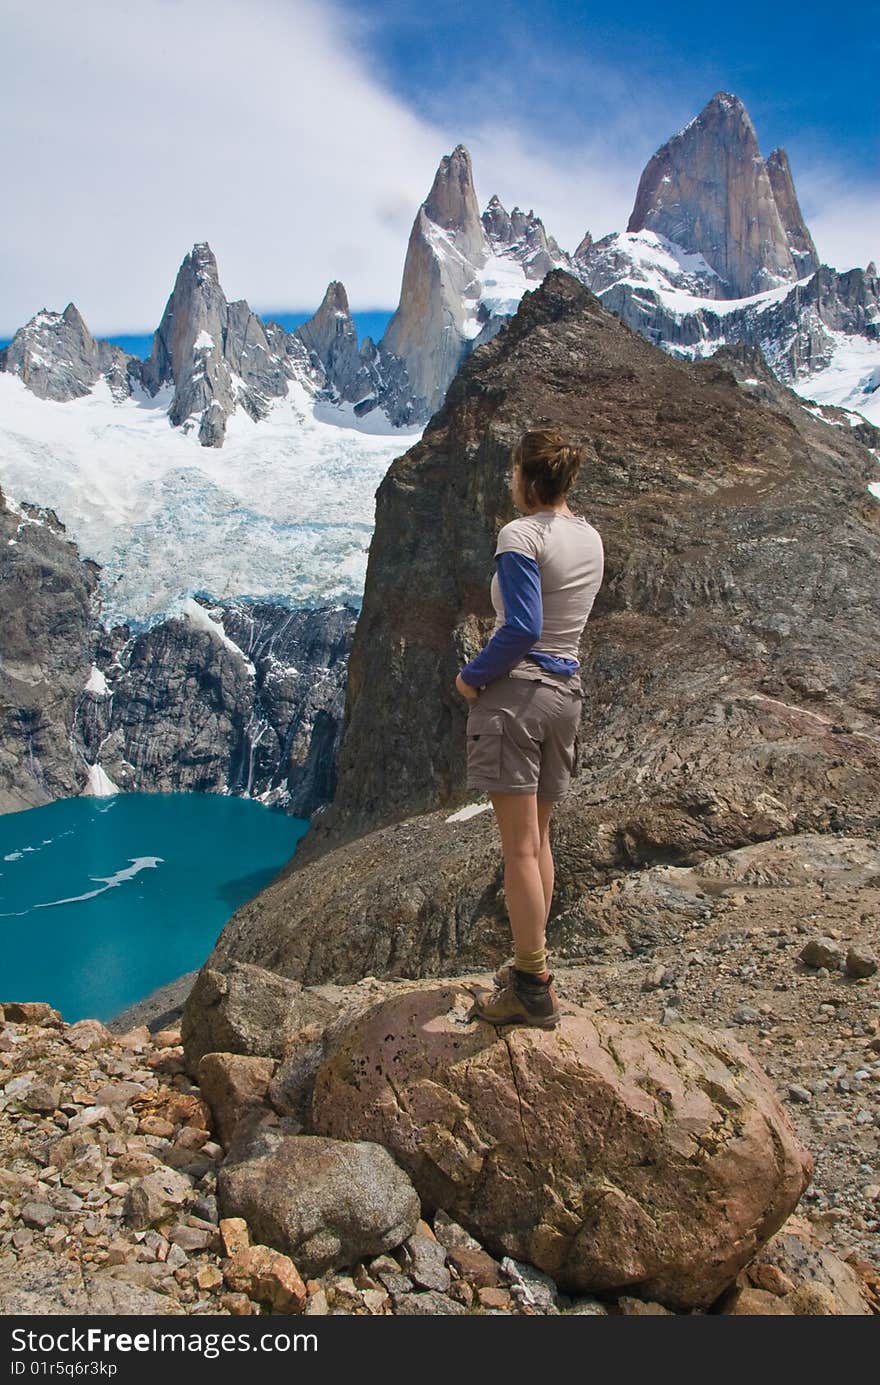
[1,0,873,337]
[795,167,879,272]
[0,0,444,333]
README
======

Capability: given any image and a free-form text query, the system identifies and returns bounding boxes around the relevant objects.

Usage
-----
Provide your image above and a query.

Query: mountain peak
[0,300,127,403]
[628,92,816,295]
[707,90,746,112]
[764,147,819,275]
[318,280,350,315]
[188,242,220,285]
[140,243,296,445]
[423,145,484,261]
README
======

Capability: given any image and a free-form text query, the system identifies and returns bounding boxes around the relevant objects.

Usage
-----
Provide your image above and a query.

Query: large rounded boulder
[218,1113,420,1277]
[309,985,813,1309]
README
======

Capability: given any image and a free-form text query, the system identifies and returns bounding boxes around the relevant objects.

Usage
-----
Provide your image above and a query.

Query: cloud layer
[1,0,873,336]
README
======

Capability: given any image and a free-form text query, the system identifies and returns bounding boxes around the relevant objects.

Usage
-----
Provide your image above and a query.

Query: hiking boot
[493,958,515,989]
[469,970,560,1030]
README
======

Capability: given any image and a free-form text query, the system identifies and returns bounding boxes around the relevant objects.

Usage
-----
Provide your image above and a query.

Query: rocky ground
[1,837,878,1316]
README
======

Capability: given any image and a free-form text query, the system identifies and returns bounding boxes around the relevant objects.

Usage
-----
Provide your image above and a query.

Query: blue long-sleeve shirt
[459,550,579,688]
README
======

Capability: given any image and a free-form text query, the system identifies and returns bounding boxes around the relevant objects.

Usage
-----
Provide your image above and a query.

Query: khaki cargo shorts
[465,674,583,800]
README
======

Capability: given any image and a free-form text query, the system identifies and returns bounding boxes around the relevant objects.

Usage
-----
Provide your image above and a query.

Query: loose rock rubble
[2,945,878,1316]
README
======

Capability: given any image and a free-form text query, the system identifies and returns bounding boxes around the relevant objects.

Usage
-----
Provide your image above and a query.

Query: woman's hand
[455,672,480,702]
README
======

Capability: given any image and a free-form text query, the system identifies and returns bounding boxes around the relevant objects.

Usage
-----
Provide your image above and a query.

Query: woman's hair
[512,429,584,508]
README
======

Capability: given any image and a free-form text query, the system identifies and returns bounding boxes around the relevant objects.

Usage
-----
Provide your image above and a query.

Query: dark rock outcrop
[0,487,99,812]
[75,597,355,815]
[204,269,880,985]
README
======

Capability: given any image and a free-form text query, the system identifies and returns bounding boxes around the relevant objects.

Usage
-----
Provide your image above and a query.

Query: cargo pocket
[467,711,505,783]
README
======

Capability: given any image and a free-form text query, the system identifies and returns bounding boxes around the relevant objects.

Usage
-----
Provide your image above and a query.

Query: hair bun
[513,429,586,507]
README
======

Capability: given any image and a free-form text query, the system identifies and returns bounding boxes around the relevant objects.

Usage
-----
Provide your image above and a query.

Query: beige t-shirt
[490,510,605,691]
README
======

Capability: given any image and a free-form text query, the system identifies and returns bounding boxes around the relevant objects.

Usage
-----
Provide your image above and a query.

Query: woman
[454,429,605,1029]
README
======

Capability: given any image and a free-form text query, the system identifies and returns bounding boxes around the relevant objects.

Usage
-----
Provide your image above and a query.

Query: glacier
[0,371,421,629]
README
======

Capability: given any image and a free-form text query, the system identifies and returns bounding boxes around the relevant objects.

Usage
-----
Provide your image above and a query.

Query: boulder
[309,985,813,1309]
[799,937,846,970]
[123,1169,193,1229]
[181,962,335,1074]
[844,945,877,979]
[398,1230,451,1292]
[196,1052,277,1147]
[1,1002,63,1025]
[222,1245,307,1314]
[735,1213,873,1315]
[217,1114,421,1277]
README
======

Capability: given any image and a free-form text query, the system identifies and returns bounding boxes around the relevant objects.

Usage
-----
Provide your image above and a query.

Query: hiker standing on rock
[455,429,605,1029]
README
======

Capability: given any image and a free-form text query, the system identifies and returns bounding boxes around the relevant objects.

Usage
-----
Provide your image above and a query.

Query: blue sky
[353,0,879,180]
[1,0,876,335]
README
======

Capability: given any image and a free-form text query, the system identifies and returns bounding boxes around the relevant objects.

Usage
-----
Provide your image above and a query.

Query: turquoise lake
[0,792,308,1025]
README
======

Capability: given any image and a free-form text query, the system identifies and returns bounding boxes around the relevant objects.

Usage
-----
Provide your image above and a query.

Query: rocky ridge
[0,486,101,812]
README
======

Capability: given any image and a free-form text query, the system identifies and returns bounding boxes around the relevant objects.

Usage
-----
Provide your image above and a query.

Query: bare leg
[489,792,555,979]
[537,795,555,930]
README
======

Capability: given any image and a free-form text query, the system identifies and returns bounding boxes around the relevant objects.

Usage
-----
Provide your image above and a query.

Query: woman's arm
[459,550,543,688]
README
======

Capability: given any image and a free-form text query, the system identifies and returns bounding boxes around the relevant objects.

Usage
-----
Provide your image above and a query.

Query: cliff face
[0,488,99,812]
[75,600,355,817]
[626,91,818,296]
[380,146,488,425]
[765,147,820,279]
[205,270,880,985]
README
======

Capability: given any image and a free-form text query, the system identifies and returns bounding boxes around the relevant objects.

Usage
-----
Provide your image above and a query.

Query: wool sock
[513,947,548,978]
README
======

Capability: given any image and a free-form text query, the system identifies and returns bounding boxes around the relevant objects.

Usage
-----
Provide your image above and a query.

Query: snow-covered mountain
[0,147,572,625]
[0,150,568,443]
[1,90,877,639]
[377,144,571,424]
[574,92,880,427]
